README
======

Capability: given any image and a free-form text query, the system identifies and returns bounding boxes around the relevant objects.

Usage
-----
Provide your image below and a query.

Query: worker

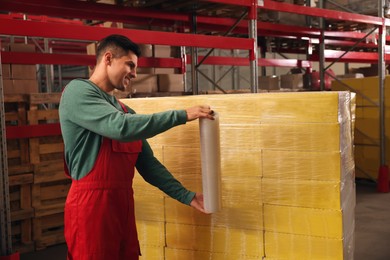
[59,34,214,260]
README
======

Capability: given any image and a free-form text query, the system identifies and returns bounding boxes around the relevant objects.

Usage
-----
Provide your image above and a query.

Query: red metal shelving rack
[1,0,390,255]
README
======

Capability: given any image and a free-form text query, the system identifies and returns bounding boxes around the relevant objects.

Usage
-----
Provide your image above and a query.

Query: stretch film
[199,112,222,213]
[122,91,355,259]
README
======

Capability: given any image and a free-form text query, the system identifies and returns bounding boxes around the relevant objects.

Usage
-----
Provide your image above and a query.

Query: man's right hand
[185,105,214,121]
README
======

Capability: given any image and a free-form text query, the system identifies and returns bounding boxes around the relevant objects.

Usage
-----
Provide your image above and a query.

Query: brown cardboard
[103,21,123,29]
[3,79,39,94]
[9,43,36,52]
[280,74,303,89]
[158,74,184,92]
[132,74,158,93]
[155,68,176,74]
[11,65,37,79]
[86,42,97,55]
[258,76,279,90]
[137,68,154,74]
[1,63,11,79]
[154,45,173,58]
[139,44,153,57]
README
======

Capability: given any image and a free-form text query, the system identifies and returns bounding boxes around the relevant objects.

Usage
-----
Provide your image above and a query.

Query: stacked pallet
[27,93,69,250]
[332,76,388,180]
[123,91,355,259]
[4,93,69,252]
[4,94,34,253]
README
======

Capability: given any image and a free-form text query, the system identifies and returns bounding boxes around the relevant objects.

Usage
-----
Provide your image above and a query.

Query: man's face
[107,51,138,92]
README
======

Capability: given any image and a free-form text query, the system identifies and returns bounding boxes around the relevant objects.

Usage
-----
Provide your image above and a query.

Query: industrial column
[377,0,389,192]
[0,45,19,259]
[249,0,259,93]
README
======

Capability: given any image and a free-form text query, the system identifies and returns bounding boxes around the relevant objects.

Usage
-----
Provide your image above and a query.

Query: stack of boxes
[259,74,304,91]
[123,91,355,259]
[332,76,390,180]
[2,43,39,94]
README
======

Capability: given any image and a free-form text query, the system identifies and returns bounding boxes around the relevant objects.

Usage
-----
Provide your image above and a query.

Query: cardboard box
[155,68,176,74]
[154,45,174,58]
[11,65,37,79]
[9,43,36,52]
[137,67,154,74]
[280,74,303,89]
[1,63,11,79]
[3,79,39,94]
[132,74,158,93]
[103,21,123,29]
[86,42,97,55]
[258,76,279,90]
[139,44,153,57]
[158,74,184,92]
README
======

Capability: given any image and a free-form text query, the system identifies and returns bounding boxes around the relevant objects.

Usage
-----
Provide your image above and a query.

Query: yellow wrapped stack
[332,76,390,180]
[123,91,355,260]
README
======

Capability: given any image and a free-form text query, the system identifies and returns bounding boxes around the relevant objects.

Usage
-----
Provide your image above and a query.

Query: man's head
[96,34,141,62]
[93,34,141,93]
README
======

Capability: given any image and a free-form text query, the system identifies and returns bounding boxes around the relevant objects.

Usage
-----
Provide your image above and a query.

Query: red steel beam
[0,18,254,50]
[3,0,386,41]
[187,55,312,67]
[261,0,385,26]
[200,0,252,6]
[5,123,62,139]
[311,50,390,63]
[0,0,246,30]
[1,51,183,68]
[1,50,312,68]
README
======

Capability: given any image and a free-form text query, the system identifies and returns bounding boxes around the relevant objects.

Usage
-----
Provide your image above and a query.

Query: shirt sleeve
[135,139,196,205]
[61,80,188,142]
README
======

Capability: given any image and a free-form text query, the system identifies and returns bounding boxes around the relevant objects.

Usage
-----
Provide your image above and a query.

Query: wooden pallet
[4,94,29,167]
[27,93,62,164]
[32,178,70,250]
[33,212,65,250]
[8,164,35,253]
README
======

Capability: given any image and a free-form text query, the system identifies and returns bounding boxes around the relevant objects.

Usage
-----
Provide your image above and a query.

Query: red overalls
[64,103,142,260]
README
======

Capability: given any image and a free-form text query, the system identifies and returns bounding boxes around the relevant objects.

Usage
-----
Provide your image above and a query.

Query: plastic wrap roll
[199,112,222,213]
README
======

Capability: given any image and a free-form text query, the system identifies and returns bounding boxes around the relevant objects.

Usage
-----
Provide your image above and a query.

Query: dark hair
[96,34,141,61]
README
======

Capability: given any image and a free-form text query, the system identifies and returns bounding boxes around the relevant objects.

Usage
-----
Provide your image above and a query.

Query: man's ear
[103,51,112,65]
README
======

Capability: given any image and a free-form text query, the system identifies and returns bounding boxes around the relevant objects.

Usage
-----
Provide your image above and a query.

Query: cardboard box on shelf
[158,74,184,92]
[139,44,153,57]
[155,68,176,74]
[86,42,97,55]
[154,45,177,58]
[258,76,279,90]
[3,79,39,94]
[280,74,303,89]
[132,74,158,93]
[2,63,11,79]
[11,65,37,79]
[137,67,155,74]
[9,43,36,53]
[103,21,123,28]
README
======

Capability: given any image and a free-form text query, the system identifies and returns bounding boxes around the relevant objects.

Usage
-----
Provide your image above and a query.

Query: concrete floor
[19,180,390,260]
[354,180,390,260]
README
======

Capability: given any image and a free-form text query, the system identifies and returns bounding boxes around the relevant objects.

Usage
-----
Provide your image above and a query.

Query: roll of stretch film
[199,112,222,213]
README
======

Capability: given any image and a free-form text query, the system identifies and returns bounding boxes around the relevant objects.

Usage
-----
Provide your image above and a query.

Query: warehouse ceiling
[0,0,384,54]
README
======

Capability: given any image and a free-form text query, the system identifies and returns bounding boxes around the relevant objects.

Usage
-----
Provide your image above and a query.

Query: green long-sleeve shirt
[59,79,195,205]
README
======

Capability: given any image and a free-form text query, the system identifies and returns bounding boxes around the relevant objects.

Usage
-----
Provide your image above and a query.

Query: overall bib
[65,103,142,260]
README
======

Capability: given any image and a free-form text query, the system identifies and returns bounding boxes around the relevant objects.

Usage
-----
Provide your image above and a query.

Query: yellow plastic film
[165,247,260,260]
[166,223,264,257]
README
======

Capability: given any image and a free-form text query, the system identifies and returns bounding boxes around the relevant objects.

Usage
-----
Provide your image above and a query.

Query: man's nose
[130,70,137,79]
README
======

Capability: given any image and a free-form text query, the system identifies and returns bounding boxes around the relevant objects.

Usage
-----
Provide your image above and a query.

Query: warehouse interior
[1,0,390,259]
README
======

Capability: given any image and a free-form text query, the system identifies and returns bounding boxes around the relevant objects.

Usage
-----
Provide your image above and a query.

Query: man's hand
[190,193,209,214]
[186,105,214,122]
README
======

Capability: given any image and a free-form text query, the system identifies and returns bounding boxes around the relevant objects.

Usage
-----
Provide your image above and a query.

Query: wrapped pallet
[122,91,355,260]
